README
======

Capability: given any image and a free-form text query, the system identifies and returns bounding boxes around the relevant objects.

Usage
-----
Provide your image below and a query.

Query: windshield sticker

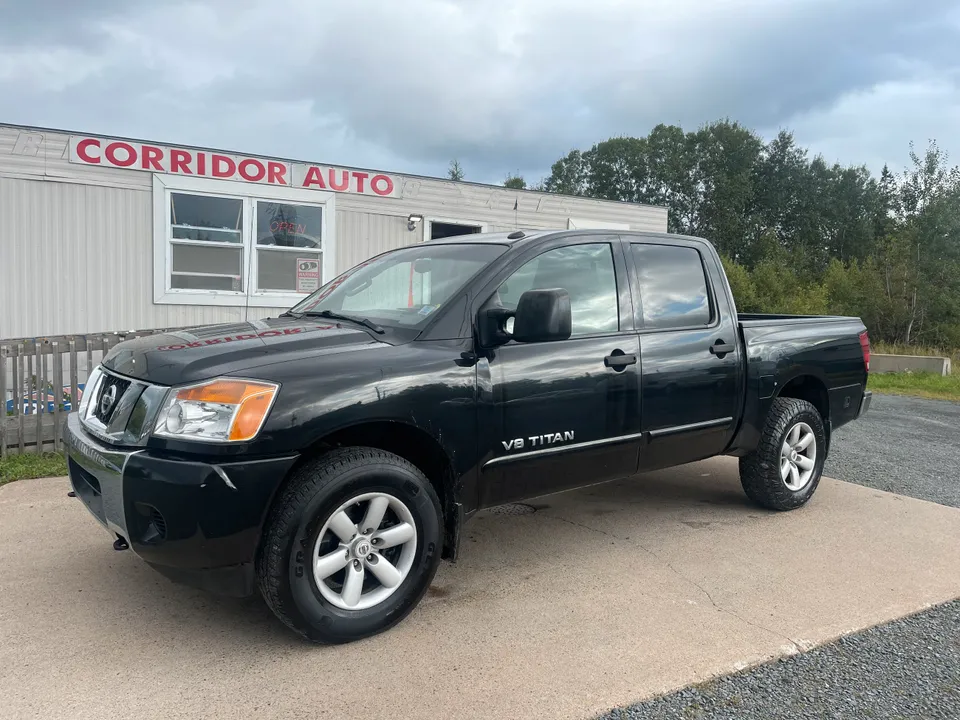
[418,305,437,316]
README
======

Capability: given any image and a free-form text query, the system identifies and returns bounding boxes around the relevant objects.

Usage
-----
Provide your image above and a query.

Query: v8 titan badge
[296,258,320,293]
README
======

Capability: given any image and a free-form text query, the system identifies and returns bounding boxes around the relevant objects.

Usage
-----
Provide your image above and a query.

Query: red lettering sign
[270,221,307,234]
[170,149,192,174]
[268,161,287,185]
[105,142,136,167]
[371,174,394,196]
[68,137,398,195]
[212,155,236,178]
[239,158,266,182]
[302,166,327,189]
[142,145,164,170]
[328,169,349,192]
[353,171,368,193]
[76,138,100,164]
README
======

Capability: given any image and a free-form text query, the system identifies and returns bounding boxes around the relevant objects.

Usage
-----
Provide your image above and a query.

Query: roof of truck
[422,230,551,245]
[423,228,712,250]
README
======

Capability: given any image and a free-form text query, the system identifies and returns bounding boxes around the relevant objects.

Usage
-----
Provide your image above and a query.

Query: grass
[868,342,960,401]
[0,451,68,486]
[873,341,960,364]
[868,371,960,402]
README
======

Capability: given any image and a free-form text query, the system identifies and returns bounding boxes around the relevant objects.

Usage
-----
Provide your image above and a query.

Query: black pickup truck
[64,229,872,642]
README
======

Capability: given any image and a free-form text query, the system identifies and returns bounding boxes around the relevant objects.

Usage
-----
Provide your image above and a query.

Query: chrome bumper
[63,413,139,540]
[858,389,872,418]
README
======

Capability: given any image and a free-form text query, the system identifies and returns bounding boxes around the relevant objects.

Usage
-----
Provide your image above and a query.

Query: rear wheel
[739,397,826,511]
[256,448,442,643]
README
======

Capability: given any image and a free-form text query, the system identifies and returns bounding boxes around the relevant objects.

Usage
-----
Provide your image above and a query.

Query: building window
[153,175,335,307]
[169,193,244,292]
[255,201,323,293]
[424,217,487,241]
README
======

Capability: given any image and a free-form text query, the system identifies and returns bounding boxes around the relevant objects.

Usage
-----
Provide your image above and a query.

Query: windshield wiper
[278,310,303,319]
[303,309,385,334]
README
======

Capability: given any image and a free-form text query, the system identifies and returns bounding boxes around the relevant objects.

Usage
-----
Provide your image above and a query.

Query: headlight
[153,378,279,443]
[78,366,103,417]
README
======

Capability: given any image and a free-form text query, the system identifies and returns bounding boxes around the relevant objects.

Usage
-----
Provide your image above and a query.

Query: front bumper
[63,413,298,597]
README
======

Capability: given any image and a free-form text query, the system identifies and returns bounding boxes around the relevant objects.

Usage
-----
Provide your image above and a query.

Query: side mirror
[512,289,571,343]
[477,306,513,348]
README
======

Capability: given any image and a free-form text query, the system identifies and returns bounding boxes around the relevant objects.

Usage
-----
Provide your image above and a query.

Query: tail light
[859,330,870,372]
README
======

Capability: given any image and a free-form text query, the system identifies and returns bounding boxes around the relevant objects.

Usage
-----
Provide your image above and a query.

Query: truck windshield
[287,243,507,328]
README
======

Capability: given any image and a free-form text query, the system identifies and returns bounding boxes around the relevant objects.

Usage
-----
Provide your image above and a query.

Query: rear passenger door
[626,239,743,471]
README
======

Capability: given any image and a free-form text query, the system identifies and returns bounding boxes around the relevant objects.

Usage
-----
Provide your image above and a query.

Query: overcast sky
[2,0,958,185]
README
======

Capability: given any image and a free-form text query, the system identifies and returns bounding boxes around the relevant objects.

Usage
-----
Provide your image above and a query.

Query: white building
[0,124,667,339]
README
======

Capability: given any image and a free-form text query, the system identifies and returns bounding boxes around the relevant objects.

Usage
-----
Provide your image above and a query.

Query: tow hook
[67,491,76,498]
[113,536,129,551]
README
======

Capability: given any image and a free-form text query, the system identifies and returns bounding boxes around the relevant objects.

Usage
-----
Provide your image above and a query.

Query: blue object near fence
[5,383,85,415]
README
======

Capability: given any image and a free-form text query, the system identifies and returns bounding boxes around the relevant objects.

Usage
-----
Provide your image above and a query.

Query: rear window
[631,244,711,329]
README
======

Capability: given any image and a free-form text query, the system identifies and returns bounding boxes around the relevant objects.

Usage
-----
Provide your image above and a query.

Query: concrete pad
[2,457,959,720]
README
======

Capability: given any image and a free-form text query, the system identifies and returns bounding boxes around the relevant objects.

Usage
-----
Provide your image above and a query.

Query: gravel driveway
[825,393,960,508]
[599,393,960,720]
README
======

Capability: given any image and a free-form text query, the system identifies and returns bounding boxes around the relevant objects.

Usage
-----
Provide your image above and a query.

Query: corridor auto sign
[68,136,399,197]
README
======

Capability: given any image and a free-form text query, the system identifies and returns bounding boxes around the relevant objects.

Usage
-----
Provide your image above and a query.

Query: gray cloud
[1,0,958,183]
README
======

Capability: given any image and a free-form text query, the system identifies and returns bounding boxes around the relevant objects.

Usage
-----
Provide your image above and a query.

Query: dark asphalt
[599,393,960,720]
[825,393,960,508]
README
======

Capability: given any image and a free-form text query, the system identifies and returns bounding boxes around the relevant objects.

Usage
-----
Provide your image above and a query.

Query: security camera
[407,214,423,231]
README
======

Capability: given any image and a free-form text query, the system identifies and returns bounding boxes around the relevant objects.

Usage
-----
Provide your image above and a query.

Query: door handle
[709,339,735,358]
[604,351,637,370]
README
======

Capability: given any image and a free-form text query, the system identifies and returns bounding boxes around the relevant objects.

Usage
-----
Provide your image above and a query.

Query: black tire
[256,447,442,643]
[739,397,827,511]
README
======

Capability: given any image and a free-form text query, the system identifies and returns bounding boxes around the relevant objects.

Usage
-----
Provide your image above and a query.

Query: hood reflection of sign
[297,258,321,293]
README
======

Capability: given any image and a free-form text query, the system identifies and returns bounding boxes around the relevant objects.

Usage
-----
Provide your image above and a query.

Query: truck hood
[102,318,392,386]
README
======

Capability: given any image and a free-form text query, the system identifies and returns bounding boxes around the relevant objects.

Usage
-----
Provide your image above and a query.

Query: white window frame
[153,174,337,307]
[422,216,488,243]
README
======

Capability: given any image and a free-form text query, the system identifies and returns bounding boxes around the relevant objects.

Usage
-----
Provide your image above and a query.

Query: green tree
[720,255,757,311]
[504,173,526,189]
[537,127,960,348]
[544,150,587,195]
[447,159,464,181]
[689,120,764,260]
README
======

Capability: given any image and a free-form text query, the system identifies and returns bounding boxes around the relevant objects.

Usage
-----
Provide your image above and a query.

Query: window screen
[494,243,619,336]
[631,244,711,329]
[168,192,244,291]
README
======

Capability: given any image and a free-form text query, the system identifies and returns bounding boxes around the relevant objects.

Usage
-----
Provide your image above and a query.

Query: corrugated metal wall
[1,125,669,339]
[0,177,282,337]
[334,210,416,273]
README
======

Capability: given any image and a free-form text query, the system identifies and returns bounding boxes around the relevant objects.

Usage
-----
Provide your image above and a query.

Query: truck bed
[738,313,862,326]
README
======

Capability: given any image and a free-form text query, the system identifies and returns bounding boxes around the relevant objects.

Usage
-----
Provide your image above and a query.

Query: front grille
[92,373,131,425]
[149,507,168,539]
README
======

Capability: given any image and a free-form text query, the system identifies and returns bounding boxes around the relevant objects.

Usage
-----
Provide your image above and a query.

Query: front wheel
[256,448,442,643]
[739,397,827,511]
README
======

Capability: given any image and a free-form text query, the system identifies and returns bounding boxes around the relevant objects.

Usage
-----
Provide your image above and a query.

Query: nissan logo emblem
[99,384,118,417]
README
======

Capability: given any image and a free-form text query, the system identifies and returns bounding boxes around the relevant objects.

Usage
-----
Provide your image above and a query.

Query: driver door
[475,237,642,508]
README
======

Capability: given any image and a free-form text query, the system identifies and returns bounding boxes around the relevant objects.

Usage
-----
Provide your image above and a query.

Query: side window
[631,244,712,329]
[494,243,619,336]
